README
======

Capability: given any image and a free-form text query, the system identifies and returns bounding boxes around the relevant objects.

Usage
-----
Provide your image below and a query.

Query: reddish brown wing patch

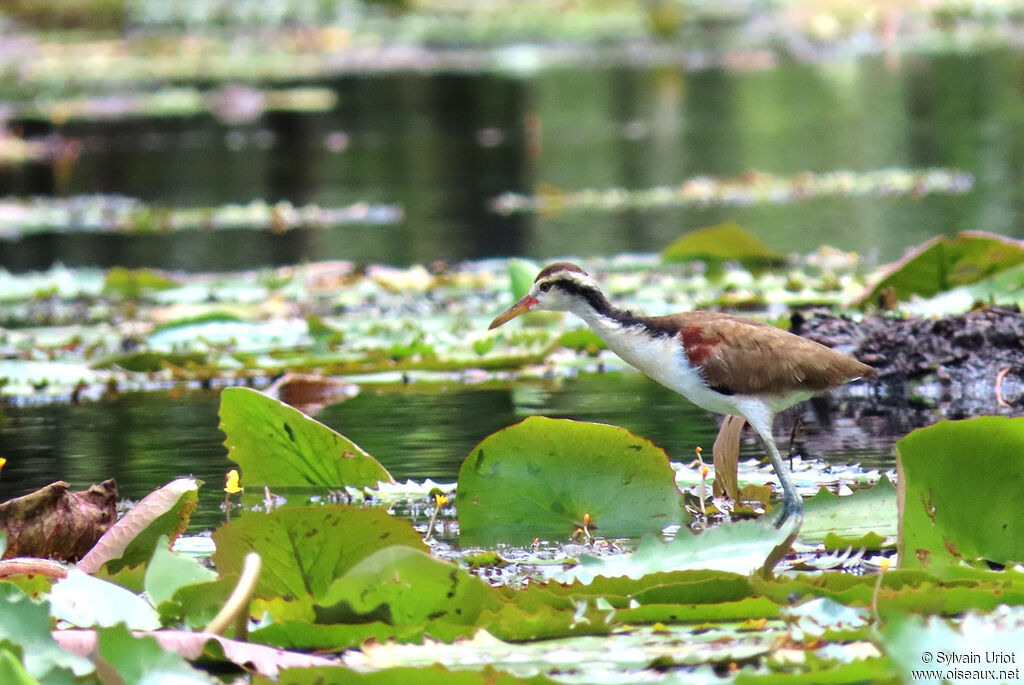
[680,326,724,367]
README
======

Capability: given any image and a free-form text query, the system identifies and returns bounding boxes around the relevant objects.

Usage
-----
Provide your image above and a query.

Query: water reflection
[3,52,1021,271]
[0,373,900,529]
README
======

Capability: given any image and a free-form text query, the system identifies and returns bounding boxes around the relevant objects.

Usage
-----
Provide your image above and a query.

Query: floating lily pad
[456,417,686,546]
[143,535,218,617]
[661,222,783,268]
[94,624,216,685]
[212,506,425,600]
[801,475,898,542]
[219,387,393,488]
[0,584,94,683]
[823,531,888,552]
[50,569,161,630]
[896,417,1024,569]
[559,518,797,583]
[314,546,501,626]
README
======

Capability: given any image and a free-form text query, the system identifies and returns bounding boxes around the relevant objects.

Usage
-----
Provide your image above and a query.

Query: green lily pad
[314,546,502,626]
[456,417,686,546]
[91,351,209,372]
[734,656,901,684]
[508,259,541,300]
[858,231,1024,306]
[752,567,1024,617]
[219,386,393,488]
[558,518,797,583]
[95,624,216,685]
[823,531,888,552]
[103,267,180,298]
[0,584,94,683]
[896,417,1024,569]
[661,222,783,268]
[0,651,43,685]
[143,535,218,619]
[801,476,898,542]
[211,506,425,600]
[49,569,161,630]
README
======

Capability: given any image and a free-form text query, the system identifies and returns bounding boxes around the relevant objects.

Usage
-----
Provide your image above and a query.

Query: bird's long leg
[750,421,804,530]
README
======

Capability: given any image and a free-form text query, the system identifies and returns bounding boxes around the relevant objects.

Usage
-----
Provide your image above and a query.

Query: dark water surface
[0,373,900,530]
[3,51,1024,271]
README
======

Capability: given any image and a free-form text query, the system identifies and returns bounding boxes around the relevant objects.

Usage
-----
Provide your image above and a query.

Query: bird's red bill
[488,295,538,329]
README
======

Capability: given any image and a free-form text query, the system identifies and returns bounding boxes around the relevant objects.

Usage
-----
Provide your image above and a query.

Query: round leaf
[456,417,686,545]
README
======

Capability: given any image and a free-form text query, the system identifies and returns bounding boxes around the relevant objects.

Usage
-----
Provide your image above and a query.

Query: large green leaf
[858,231,1024,306]
[95,625,216,685]
[0,651,43,685]
[801,476,898,542]
[555,518,797,583]
[661,222,783,268]
[49,570,161,630]
[314,546,502,626]
[897,417,1024,568]
[143,535,218,618]
[0,584,93,683]
[752,567,1024,617]
[508,258,540,300]
[219,386,393,487]
[211,506,425,600]
[457,417,686,545]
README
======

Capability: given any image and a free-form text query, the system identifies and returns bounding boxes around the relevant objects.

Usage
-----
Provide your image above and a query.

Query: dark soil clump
[792,305,1024,415]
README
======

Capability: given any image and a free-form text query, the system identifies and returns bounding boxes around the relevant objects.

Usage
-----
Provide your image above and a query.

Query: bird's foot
[773,494,804,531]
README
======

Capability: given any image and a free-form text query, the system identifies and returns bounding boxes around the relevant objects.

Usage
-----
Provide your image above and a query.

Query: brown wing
[647,311,873,396]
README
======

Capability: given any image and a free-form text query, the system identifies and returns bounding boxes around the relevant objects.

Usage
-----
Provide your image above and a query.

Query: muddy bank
[796,306,1024,417]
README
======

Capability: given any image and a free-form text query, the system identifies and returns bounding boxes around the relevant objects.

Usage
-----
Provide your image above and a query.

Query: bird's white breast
[584,316,741,416]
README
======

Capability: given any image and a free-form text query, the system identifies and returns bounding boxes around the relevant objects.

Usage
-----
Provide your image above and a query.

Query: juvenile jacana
[489,262,874,528]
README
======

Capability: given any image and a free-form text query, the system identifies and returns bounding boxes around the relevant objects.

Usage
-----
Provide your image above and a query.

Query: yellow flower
[0,457,6,472]
[434,493,449,507]
[224,469,243,494]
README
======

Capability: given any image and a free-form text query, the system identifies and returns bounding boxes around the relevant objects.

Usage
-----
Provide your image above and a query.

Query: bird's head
[489,262,607,329]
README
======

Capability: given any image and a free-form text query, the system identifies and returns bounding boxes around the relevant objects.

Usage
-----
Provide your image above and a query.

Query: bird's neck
[571,297,650,340]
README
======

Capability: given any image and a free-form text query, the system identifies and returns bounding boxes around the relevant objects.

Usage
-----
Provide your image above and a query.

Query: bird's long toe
[773,494,804,531]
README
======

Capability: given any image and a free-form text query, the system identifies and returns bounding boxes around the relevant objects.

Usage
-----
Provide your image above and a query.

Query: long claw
[773,494,804,530]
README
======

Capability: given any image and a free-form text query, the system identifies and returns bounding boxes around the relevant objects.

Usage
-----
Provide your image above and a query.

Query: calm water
[3,51,1024,271]
[0,373,902,529]
[0,50,1013,526]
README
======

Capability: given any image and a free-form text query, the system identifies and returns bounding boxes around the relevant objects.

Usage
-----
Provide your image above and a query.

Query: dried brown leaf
[0,480,117,561]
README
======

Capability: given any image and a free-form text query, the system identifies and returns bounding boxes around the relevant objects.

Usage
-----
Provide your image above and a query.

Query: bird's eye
[539,282,551,293]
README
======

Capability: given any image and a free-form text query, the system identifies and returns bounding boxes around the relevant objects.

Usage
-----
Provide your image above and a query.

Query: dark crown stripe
[534,262,587,282]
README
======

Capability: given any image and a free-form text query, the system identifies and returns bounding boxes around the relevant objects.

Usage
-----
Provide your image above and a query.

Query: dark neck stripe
[551,278,612,316]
